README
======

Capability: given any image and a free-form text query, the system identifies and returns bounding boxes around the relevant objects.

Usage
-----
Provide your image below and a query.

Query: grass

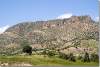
[0,55,99,66]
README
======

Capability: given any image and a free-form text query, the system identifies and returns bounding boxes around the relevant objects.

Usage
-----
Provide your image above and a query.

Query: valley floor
[0,55,99,66]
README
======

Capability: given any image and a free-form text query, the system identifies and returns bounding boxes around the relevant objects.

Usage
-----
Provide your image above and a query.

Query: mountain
[0,15,99,55]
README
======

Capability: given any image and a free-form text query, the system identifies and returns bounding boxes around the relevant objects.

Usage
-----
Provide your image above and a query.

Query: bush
[68,53,76,62]
[59,52,76,62]
[82,52,90,62]
[77,55,83,60]
[42,49,47,55]
[90,53,99,62]
[41,49,56,57]
[59,52,69,60]
[47,50,56,57]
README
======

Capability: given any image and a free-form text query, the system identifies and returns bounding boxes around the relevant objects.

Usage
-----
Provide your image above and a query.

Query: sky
[0,0,99,33]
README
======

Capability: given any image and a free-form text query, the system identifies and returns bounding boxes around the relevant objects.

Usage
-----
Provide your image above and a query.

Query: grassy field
[0,55,99,66]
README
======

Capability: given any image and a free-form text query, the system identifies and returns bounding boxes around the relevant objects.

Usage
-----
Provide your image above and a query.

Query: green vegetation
[90,53,99,62]
[0,48,99,66]
[59,52,76,62]
[0,55,99,66]
[82,52,90,62]
[21,39,32,55]
[68,53,76,62]
[22,45,32,55]
[0,39,99,66]
[41,49,56,57]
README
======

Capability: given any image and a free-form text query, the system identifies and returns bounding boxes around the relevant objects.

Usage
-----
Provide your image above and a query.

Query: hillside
[0,15,99,55]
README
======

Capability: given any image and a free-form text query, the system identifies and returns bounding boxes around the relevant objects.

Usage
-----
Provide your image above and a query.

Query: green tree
[22,45,32,55]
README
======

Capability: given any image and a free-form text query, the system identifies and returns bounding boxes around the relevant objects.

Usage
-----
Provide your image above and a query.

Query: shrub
[42,49,47,55]
[47,50,56,57]
[68,53,76,62]
[59,52,69,60]
[90,53,99,62]
[59,52,76,62]
[77,55,82,60]
[82,52,90,62]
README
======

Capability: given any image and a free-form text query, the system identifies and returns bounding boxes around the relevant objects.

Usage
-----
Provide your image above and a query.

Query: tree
[22,45,32,55]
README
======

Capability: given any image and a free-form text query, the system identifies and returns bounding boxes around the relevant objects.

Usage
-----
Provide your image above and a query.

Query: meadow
[0,55,99,66]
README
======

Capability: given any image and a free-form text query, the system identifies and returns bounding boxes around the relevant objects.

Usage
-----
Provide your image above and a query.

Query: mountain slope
[0,15,99,55]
